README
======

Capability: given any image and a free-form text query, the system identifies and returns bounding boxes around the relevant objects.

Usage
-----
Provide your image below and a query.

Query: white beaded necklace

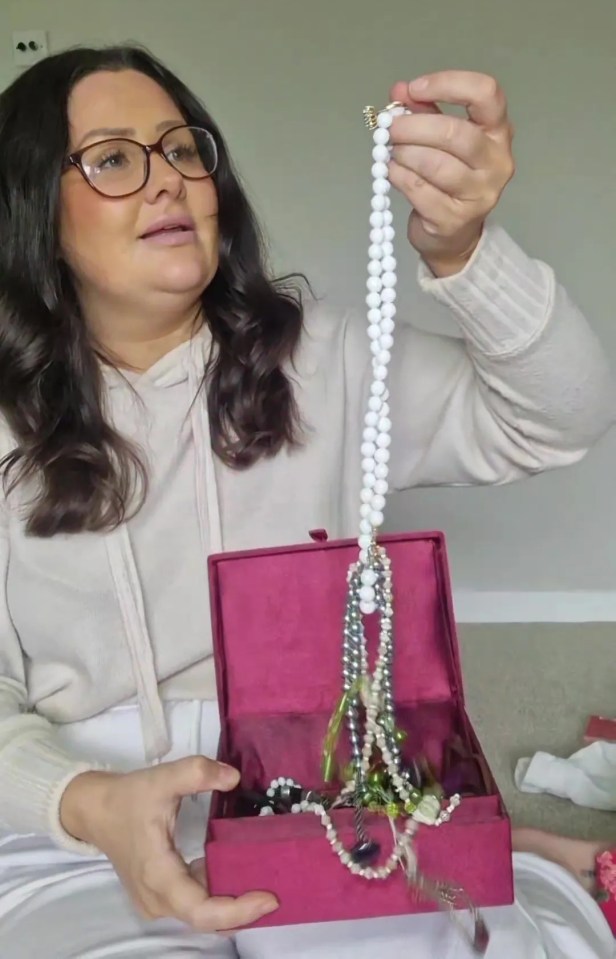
[306,101,489,955]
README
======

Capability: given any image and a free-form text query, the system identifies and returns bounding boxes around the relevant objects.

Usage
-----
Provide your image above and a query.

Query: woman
[0,45,613,958]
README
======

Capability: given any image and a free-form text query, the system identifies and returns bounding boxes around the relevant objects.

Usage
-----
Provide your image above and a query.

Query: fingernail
[410,77,429,91]
[216,763,239,785]
[258,899,278,916]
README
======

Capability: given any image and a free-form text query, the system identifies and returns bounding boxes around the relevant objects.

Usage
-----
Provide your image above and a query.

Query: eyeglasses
[63,124,218,198]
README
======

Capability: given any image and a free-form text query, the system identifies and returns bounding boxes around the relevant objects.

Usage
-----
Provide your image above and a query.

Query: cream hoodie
[0,225,613,850]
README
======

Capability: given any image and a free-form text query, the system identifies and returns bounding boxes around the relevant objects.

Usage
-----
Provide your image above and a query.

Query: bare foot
[513,827,609,893]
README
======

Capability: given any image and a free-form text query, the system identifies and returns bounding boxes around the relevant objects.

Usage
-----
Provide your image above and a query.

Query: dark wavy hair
[0,45,304,536]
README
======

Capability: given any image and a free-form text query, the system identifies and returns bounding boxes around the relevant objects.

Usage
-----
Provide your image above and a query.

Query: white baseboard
[453,591,616,623]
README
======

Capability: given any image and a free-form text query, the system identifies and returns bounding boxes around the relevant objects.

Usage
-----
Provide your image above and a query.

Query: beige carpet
[458,623,616,842]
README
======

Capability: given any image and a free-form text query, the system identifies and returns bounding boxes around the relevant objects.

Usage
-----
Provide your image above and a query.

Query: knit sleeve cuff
[417,222,555,357]
[0,735,105,856]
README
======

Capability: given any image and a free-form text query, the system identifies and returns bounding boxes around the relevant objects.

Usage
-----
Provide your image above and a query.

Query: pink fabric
[205,532,513,926]
[596,850,616,936]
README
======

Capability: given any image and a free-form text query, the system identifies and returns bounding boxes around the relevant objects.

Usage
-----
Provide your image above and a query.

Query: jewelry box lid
[208,530,464,722]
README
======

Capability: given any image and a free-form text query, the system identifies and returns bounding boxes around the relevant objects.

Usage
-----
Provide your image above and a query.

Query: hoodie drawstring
[104,527,170,761]
[189,352,223,557]
[103,333,222,763]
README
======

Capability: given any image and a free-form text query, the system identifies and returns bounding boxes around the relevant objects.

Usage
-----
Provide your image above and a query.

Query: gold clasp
[362,100,406,130]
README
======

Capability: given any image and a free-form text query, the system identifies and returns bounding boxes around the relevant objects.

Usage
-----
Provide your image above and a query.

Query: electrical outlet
[12,31,48,67]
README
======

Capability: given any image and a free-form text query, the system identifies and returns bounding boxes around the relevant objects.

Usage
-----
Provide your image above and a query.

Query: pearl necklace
[311,101,458,870]
[307,101,489,954]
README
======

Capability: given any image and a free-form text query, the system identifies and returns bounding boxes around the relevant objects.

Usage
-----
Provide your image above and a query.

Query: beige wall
[1,0,615,603]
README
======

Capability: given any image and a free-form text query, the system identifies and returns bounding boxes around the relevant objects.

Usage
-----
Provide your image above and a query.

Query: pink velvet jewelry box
[205,530,513,927]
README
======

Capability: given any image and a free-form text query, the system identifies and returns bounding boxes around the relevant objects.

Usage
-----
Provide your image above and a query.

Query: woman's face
[59,69,219,325]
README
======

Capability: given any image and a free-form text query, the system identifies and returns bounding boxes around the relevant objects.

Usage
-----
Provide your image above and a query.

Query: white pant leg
[513,853,615,959]
[2,704,612,959]
[0,702,233,959]
[0,849,237,959]
[235,855,614,959]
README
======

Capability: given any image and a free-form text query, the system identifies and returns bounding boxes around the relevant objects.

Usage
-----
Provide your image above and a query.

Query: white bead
[363,472,376,489]
[368,395,382,412]
[361,457,375,474]
[367,259,382,277]
[383,225,395,241]
[380,333,394,350]
[375,463,389,479]
[358,533,372,549]
[368,242,383,259]
[361,569,377,586]
[371,194,386,211]
[359,585,375,602]
[380,317,395,334]
[366,292,381,309]
[359,549,368,563]
[381,288,396,303]
[367,323,381,340]
[363,426,377,442]
[373,177,390,196]
[376,350,391,365]
[360,487,373,503]
[377,110,393,129]
[360,502,372,518]
[370,510,384,527]
[372,128,389,146]
[382,254,396,272]
[369,210,384,228]
[370,340,381,356]
[364,410,379,427]
[381,240,394,256]
[359,519,372,535]
[376,433,391,448]
[360,600,376,615]
[372,144,389,162]
[367,308,381,324]
[371,493,386,511]
[360,442,375,458]
[374,479,389,495]
[380,401,390,416]
[378,417,392,433]
[373,365,387,381]
[382,209,393,225]
[381,272,397,288]
[367,275,382,292]
[381,302,396,319]
[370,381,385,396]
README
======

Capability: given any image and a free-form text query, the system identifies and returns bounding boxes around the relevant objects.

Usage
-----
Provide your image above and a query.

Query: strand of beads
[309,101,462,880]
[357,104,403,586]
[314,799,419,878]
